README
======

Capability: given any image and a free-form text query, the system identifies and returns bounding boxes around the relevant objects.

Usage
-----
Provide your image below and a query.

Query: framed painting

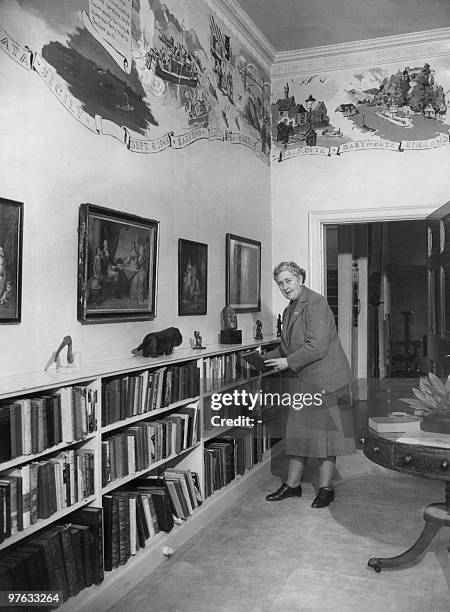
[178,239,207,316]
[226,233,261,312]
[0,198,23,324]
[77,203,159,323]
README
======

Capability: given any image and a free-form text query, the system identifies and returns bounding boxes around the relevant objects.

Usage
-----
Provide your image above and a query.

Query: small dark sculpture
[221,305,237,330]
[276,314,282,337]
[255,320,263,340]
[132,327,182,358]
[193,330,206,350]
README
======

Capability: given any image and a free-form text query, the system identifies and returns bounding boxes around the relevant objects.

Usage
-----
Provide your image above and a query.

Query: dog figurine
[132,327,182,358]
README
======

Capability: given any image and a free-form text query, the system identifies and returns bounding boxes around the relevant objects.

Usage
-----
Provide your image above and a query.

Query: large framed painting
[226,233,261,312]
[0,197,23,324]
[178,239,207,316]
[77,204,159,323]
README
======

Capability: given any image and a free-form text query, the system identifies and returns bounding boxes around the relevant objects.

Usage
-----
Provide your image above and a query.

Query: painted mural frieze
[0,0,271,163]
[272,59,450,161]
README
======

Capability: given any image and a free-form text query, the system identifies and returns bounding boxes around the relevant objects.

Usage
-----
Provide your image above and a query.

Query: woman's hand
[264,357,289,371]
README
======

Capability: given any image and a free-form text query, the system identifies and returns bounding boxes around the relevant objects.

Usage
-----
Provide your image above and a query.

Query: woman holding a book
[264,261,355,508]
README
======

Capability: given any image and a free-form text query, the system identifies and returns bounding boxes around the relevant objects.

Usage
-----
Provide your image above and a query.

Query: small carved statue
[276,314,282,337]
[255,320,263,340]
[221,305,237,330]
[193,330,206,349]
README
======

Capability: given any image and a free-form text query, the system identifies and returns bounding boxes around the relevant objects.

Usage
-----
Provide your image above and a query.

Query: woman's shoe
[265,483,302,501]
[311,487,334,508]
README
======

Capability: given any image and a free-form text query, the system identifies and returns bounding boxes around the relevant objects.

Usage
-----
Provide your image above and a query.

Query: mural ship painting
[209,14,234,103]
[146,30,198,88]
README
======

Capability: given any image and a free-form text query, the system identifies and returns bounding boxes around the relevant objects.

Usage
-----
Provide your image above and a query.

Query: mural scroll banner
[170,128,209,149]
[33,54,98,134]
[400,133,449,151]
[82,0,132,74]
[125,131,171,154]
[0,25,33,70]
[338,140,400,154]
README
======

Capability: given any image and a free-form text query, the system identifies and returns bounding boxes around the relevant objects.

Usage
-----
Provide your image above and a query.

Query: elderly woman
[264,261,355,508]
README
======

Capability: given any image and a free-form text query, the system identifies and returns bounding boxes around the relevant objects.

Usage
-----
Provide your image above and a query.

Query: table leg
[368,502,450,573]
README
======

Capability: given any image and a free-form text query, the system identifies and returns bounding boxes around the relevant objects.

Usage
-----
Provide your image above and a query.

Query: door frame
[308,205,436,294]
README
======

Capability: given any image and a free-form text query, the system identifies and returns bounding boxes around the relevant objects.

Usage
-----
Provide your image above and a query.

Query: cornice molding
[204,0,276,72]
[272,27,450,78]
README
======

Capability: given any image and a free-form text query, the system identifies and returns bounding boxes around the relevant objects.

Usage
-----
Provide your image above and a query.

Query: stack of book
[204,429,254,497]
[368,414,422,433]
[163,468,203,521]
[101,402,199,486]
[0,448,95,540]
[102,471,203,571]
[203,350,257,393]
[0,386,97,461]
[0,507,103,599]
[102,362,200,426]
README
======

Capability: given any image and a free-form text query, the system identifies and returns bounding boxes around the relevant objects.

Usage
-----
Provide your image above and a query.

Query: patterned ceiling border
[205,0,276,72]
[272,27,450,78]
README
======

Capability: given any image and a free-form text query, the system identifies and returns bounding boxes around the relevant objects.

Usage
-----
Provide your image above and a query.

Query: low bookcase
[0,336,281,609]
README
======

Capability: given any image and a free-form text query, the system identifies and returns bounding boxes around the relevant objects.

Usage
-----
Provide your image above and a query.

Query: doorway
[325,220,428,385]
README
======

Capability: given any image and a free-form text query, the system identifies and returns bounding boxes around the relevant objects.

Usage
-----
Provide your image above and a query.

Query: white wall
[271,140,450,314]
[0,40,272,377]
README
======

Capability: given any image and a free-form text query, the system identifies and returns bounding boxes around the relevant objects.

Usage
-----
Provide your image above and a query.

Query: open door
[426,201,450,377]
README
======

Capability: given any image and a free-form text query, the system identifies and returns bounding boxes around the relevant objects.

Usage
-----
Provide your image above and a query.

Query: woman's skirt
[285,381,356,458]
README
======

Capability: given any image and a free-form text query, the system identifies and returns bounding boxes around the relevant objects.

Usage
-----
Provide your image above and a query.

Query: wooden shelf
[101,397,199,434]
[101,443,201,494]
[0,337,279,400]
[0,494,97,551]
[0,432,98,472]
[1,336,281,609]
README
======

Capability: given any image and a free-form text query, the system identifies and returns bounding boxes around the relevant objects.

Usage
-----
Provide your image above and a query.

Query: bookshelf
[0,336,281,608]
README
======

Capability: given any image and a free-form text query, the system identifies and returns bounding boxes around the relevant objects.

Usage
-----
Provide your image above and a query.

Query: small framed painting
[178,238,207,315]
[226,233,261,312]
[0,197,23,324]
[77,203,159,323]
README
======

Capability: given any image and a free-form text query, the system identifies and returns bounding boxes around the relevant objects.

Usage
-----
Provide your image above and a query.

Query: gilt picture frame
[77,203,159,323]
[226,233,261,312]
[0,197,23,324]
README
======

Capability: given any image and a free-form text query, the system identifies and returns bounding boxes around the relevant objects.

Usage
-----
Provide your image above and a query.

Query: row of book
[204,421,281,498]
[0,507,103,601]
[102,362,200,426]
[202,351,260,393]
[103,470,202,571]
[101,402,199,486]
[0,386,97,462]
[0,448,95,542]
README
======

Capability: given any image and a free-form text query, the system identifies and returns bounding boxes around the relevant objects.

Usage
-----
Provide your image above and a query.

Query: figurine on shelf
[255,320,263,340]
[193,330,206,349]
[276,314,282,337]
[45,335,81,371]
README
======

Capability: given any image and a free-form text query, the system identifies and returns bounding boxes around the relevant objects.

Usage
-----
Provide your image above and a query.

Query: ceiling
[236,0,450,52]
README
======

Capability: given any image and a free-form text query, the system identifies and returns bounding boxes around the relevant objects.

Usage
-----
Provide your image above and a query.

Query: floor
[107,451,450,612]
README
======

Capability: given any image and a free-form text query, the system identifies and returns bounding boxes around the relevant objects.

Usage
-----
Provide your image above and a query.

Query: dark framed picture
[226,233,261,312]
[178,239,207,315]
[77,203,159,324]
[0,198,23,324]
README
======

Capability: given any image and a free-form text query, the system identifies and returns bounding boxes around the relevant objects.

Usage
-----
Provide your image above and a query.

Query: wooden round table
[363,429,450,572]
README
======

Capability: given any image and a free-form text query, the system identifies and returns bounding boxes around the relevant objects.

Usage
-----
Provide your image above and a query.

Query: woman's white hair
[273,261,306,284]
